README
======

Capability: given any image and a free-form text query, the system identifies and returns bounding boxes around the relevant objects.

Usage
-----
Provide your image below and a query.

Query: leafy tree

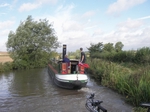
[87,42,103,57]
[103,43,114,52]
[115,41,124,52]
[6,15,60,69]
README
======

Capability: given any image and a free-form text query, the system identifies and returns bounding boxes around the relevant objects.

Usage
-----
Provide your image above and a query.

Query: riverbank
[87,58,150,111]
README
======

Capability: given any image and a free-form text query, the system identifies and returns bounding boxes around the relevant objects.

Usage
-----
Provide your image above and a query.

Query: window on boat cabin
[70,61,79,74]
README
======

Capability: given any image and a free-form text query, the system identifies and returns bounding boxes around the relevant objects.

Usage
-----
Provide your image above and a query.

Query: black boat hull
[48,64,88,89]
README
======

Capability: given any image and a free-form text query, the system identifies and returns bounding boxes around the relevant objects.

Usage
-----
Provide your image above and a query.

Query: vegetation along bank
[86,42,150,112]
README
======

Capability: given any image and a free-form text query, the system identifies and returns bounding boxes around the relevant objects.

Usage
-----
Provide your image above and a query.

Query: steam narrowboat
[48,45,88,89]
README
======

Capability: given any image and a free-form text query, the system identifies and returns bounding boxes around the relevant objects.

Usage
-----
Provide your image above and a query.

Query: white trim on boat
[55,74,88,82]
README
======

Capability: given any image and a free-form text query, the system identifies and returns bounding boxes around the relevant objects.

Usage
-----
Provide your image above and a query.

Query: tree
[115,41,124,52]
[103,43,114,52]
[6,15,60,69]
[87,42,103,56]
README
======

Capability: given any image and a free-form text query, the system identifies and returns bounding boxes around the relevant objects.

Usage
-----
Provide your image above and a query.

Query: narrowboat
[48,45,88,89]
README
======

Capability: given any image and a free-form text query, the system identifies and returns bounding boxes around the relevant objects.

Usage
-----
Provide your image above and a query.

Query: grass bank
[87,58,150,111]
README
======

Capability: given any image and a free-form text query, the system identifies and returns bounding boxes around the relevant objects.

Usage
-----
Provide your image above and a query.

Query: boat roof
[58,59,79,62]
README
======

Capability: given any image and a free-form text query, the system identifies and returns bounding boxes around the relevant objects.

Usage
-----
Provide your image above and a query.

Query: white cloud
[0,29,10,37]
[42,4,149,52]
[114,24,149,50]
[137,15,150,20]
[0,20,15,30]
[19,0,58,12]
[123,27,150,50]
[38,4,93,52]
[0,20,15,51]
[107,0,146,15]
[62,20,83,32]
[87,17,150,51]
[19,2,41,12]
[0,30,11,51]
[0,3,10,7]
[55,4,74,13]
[0,42,7,51]
[92,29,103,37]
[0,13,6,15]
[117,18,143,31]
[18,3,96,51]
[84,25,97,30]
[82,10,95,18]
[36,0,58,4]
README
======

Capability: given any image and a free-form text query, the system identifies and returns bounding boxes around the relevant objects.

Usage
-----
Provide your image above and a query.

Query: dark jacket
[63,57,70,66]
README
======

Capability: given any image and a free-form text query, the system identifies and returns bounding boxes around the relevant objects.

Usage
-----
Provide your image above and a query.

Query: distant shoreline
[0,52,9,56]
[0,52,13,63]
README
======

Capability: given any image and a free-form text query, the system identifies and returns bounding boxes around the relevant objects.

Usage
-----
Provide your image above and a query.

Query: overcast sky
[0,0,150,52]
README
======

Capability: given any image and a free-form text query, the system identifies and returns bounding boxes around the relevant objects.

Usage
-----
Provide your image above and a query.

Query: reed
[87,58,150,107]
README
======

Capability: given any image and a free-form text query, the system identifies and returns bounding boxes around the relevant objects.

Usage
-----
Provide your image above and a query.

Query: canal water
[0,68,133,112]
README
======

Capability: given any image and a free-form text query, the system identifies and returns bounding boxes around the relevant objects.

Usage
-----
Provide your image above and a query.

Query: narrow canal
[0,68,133,112]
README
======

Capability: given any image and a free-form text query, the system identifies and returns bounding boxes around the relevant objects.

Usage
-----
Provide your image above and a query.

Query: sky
[0,0,150,52]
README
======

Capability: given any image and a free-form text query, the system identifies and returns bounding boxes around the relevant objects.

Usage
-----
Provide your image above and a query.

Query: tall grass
[87,58,150,107]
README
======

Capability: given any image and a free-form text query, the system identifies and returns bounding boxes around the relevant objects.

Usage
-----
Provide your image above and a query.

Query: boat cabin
[58,59,85,74]
[54,44,85,75]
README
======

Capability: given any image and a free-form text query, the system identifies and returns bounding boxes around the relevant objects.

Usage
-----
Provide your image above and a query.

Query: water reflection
[1,69,47,97]
[0,72,13,98]
[10,69,46,96]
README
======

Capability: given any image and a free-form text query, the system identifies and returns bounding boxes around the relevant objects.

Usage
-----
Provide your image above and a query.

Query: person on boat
[79,48,89,74]
[62,55,70,67]
[80,47,86,63]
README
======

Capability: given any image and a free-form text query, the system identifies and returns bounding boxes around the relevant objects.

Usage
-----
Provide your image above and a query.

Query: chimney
[62,44,66,59]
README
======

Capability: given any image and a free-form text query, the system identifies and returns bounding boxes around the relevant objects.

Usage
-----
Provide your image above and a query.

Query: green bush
[134,47,150,64]
[112,51,135,62]
[0,62,13,72]
[90,47,150,65]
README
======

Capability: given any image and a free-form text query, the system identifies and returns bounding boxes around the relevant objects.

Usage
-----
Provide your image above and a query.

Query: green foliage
[87,42,103,57]
[87,58,105,82]
[12,59,29,69]
[134,47,150,64]
[87,58,150,107]
[133,107,147,112]
[0,62,13,72]
[112,50,135,62]
[103,43,114,52]
[88,41,125,60]
[88,42,150,64]
[6,15,60,69]
[115,41,124,52]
